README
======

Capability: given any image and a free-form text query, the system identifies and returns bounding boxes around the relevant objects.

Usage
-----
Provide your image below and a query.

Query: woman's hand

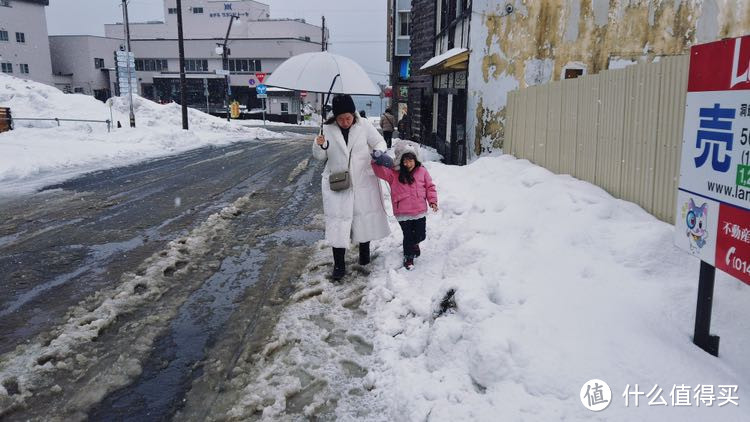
[430,203,438,212]
[315,135,326,145]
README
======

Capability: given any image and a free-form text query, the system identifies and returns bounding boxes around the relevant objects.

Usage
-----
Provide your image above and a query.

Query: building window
[74,87,84,94]
[398,12,410,36]
[168,8,177,14]
[223,59,261,73]
[1,62,12,73]
[192,7,203,14]
[19,64,29,74]
[94,58,105,69]
[184,59,208,72]
[135,58,168,71]
[15,32,25,43]
[0,30,8,41]
[280,102,289,114]
[0,1,9,7]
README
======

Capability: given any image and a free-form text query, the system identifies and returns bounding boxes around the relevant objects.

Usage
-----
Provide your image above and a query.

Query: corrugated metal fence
[505,55,689,223]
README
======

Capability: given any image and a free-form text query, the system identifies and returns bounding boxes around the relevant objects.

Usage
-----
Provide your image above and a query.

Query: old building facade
[466,0,750,162]
[405,0,750,165]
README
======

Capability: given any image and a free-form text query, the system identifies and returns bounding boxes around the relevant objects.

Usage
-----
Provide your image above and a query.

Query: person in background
[380,108,396,148]
[312,95,390,280]
[397,111,411,140]
[359,110,367,118]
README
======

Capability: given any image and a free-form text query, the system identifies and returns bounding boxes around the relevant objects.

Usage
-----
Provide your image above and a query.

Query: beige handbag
[329,149,352,191]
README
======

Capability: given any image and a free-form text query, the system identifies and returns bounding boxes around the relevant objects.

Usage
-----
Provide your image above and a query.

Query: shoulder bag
[329,148,352,191]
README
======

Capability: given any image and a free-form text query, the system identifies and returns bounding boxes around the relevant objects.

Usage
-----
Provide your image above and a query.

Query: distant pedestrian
[312,94,390,280]
[371,143,438,270]
[380,108,396,148]
[359,110,367,118]
[397,111,411,140]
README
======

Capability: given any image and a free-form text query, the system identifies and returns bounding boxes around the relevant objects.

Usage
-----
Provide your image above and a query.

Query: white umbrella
[265,51,379,96]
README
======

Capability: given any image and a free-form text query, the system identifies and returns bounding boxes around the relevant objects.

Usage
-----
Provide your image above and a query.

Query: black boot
[332,247,346,281]
[358,242,370,265]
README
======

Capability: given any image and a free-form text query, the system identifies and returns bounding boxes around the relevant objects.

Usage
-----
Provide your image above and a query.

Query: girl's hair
[398,152,421,184]
[324,112,358,125]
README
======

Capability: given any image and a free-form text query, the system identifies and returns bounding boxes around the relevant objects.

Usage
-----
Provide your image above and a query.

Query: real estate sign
[675,35,750,285]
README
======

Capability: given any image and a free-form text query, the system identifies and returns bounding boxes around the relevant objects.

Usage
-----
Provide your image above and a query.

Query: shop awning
[419,48,469,74]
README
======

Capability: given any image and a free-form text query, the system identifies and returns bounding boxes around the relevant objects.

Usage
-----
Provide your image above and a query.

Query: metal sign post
[121,0,136,128]
[256,83,267,127]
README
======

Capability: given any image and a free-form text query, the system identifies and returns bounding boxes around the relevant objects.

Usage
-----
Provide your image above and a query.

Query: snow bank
[361,155,750,421]
[0,74,283,194]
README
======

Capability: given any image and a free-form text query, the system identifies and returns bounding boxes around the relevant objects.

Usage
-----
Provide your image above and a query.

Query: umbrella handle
[317,128,329,150]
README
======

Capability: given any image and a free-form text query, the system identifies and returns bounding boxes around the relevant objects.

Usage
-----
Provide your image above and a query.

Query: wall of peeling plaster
[466,0,750,162]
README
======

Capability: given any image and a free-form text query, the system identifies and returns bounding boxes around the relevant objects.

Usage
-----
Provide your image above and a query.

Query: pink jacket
[371,163,438,217]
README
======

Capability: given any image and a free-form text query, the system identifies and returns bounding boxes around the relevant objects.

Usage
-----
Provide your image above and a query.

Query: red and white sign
[300,91,307,98]
[675,35,750,286]
[256,72,266,83]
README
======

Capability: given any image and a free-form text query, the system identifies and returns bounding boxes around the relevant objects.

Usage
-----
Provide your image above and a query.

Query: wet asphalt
[0,133,326,420]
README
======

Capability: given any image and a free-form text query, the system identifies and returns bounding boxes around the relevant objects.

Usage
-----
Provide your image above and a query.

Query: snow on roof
[419,47,469,71]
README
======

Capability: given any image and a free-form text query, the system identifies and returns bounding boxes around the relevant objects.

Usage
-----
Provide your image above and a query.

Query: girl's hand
[315,135,326,145]
[430,203,438,212]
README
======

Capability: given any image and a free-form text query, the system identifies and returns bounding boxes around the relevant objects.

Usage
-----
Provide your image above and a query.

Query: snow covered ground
[0,74,283,195]
[227,142,750,421]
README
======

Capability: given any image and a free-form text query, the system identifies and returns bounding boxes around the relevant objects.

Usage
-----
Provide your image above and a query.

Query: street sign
[215,69,230,76]
[674,35,750,286]
[300,91,307,98]
[248,78,256,86]
[257,93,268,99]
[256,72,266,83]
[256,84,267,95]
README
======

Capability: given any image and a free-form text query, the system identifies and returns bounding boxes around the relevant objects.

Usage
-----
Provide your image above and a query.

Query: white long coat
[312,117,390,248]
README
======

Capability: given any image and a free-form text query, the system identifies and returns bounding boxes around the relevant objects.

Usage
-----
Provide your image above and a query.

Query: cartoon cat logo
[682,199,708,253]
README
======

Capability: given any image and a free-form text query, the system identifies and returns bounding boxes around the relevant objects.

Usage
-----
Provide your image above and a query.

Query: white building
[104,0,326,119]
[0,0,53,85]
[49,35,124,100]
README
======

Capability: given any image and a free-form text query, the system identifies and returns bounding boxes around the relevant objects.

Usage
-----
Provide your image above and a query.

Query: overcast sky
[45,0,388,84]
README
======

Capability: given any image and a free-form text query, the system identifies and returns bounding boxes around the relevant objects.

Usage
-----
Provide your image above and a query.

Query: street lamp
[218,14,240,122]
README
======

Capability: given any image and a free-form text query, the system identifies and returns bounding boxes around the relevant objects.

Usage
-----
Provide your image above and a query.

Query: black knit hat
[332,95,356,117]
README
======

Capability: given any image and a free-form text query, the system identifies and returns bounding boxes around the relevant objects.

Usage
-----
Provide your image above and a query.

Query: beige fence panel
[595,69,627,197]
[534,86,549,166]
[575,74,600,182]
[653,56,689,222]
[622,63,662,212]
[546,81,563,173]
[505,90,515,155]
[504,56,689,224]
[559,79,579,175]
[523,87,538,161]
[511,89,525,158]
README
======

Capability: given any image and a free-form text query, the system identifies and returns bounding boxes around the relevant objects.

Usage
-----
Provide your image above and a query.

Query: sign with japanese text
[675,36,750,285]
[256,72,266,83]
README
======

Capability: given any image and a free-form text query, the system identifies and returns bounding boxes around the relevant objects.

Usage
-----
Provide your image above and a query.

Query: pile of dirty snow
[0,73,282,194]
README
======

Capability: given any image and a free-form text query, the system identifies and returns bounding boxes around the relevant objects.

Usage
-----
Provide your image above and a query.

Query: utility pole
[176,0,188,130]
[121,0,135,128]
[221,15,238,123]
[321,16,326,51]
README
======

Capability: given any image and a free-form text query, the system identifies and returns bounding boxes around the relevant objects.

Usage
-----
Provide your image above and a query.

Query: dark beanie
[332,95,356,117]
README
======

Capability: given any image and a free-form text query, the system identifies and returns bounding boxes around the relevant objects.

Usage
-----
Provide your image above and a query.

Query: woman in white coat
[313,95,390,280]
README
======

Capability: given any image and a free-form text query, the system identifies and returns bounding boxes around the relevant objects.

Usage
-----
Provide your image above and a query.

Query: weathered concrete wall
[466,0,750,162]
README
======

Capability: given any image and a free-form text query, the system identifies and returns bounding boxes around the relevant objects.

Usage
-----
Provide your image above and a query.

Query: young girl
[371,145,438,269]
